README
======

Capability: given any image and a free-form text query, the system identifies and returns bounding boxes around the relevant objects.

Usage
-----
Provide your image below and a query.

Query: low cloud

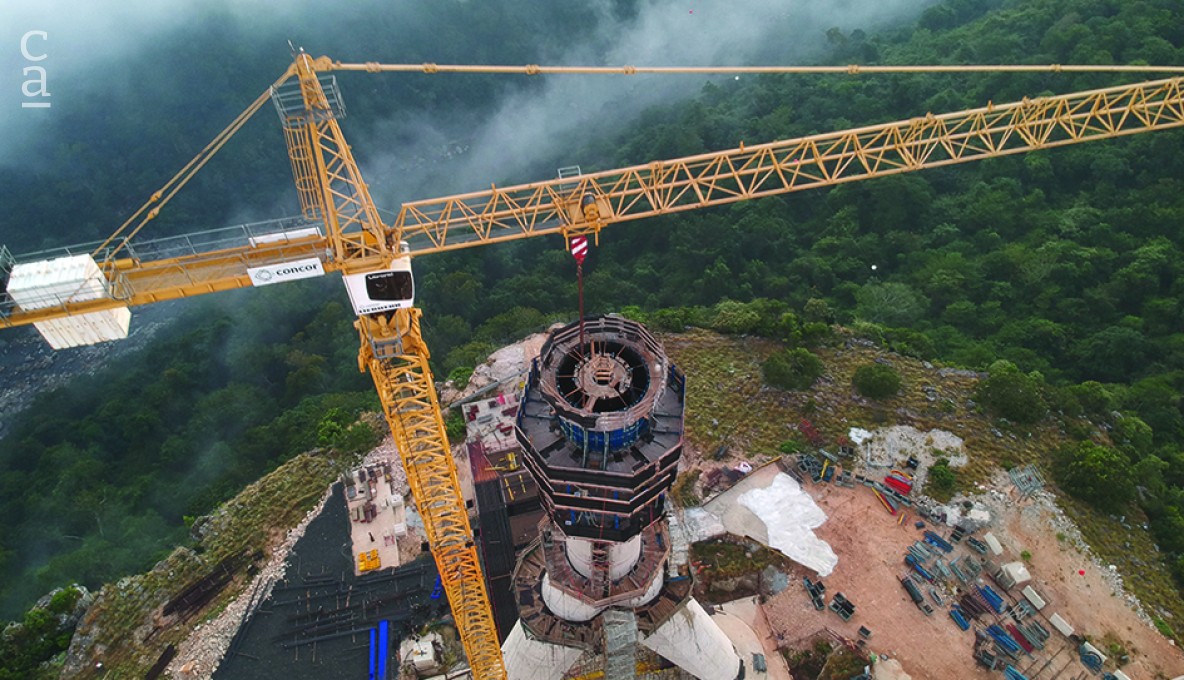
[359,0,937,206]
[0,0,936,220]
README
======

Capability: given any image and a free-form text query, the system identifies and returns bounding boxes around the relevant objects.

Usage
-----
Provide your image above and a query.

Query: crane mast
[278,51,390,268]
[3,56,1184,680]
[279,52,507,679]
[356,310,506,680]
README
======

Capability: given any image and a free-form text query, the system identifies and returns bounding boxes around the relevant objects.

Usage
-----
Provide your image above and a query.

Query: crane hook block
[562,192,611,243]
[580,193,601,224]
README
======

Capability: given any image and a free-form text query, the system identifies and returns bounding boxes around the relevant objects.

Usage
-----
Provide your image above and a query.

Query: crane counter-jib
[0,233,335,329]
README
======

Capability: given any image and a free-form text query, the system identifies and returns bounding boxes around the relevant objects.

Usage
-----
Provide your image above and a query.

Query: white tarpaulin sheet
[848,427,872,444]
[738,473,838,577]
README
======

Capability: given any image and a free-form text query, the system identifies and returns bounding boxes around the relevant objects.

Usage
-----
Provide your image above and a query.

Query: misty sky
[2,0,937,222]
[359,0,942,205]
[1,0,322,168]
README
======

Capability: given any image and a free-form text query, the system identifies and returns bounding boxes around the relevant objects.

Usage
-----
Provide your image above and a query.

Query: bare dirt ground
[764,483,989,680]
[981,485,1184,679]
[712,596,793,680]
[761,481,1184,680]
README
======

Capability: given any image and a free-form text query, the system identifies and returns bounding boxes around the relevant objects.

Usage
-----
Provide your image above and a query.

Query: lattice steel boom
[357,310,505,680]
[390,76,1184,252]
[281,52,390,268]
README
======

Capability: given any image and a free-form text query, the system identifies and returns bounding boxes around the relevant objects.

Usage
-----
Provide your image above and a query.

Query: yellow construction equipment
[3,54,1184,680]
[359,549,382,573]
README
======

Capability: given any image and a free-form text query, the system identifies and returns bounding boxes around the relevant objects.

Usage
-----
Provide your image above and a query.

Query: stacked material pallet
[977,585,1006,614]
[883,470,913,495]
[874,488,898,514]
[923,531,954,553]
[803,577,826,610]
[905,554,935,582]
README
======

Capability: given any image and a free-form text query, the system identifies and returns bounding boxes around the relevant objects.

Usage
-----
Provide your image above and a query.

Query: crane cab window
[365,270,413,301]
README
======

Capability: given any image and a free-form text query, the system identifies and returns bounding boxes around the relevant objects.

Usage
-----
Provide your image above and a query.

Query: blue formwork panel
[978,585,1006,613]
[987,625,1021,654]
[561,417,649,452]
[923,531,954,553]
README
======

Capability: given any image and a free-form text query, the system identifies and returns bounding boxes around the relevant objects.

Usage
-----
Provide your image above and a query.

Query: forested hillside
[2,0,1184,645]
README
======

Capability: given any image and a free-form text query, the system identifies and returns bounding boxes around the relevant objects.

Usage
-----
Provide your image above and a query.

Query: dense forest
[2,0,1184,652]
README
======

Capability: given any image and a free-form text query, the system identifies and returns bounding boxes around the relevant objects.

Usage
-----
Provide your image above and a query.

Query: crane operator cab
[342,241,415,316]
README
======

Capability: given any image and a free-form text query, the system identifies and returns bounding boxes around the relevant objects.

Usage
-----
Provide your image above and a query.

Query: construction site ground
[753,479,1184,679]
[711,596,793,680]
[984,485,1184,678]
[346,463,407,574]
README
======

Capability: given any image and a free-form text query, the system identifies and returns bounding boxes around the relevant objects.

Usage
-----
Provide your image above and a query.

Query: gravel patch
[166,485,336,679]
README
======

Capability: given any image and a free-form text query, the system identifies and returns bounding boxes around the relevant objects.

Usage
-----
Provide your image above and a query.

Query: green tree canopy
[976,360,1047,424]
[1054,441,1136,512]
[762,348,826,391]
[1071,326,1153,383]
[927,458,958,502]
[852,362,902,400]
[855,282,930,326]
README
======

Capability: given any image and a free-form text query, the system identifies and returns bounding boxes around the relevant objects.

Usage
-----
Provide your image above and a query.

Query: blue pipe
[369,627,377,680]
[978,585,1006,613]
[924,530,954,553]
[905,554,934,581]
[378,620,389,679]
[987,625,1020,653]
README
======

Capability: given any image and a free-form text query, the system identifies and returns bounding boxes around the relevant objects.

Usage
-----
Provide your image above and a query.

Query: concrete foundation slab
[502,620,582,680]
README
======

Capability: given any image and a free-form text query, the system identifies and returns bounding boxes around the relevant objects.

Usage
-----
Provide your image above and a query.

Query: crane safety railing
[11,216,321,266]
[0,216,328,324]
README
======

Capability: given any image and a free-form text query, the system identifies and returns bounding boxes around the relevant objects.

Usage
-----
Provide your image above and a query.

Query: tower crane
[1,50,1183,680]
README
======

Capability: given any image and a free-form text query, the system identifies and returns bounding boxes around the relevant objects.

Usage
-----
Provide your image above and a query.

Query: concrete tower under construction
[501,316,740,680]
